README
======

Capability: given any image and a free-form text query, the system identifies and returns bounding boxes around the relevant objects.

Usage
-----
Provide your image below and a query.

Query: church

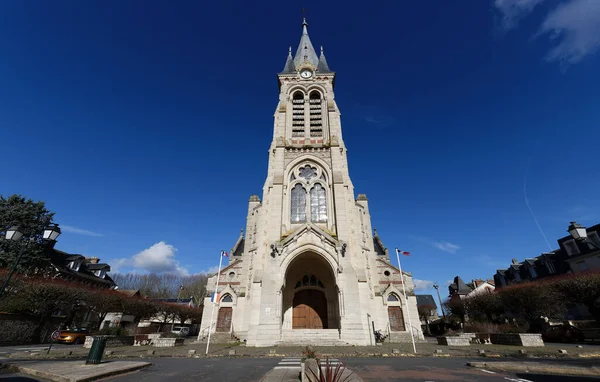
[198,19,424,347]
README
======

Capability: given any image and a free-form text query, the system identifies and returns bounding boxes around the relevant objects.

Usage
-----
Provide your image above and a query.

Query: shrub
[301,345,318,362]
[463,322,499,334]
[308,357,354,382]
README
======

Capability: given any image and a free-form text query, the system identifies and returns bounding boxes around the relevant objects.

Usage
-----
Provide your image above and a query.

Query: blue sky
[1,0,599,300]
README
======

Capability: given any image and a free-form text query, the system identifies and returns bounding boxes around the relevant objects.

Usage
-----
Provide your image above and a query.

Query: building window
[309,91,323,137]
[228,271,235,279]
[513,271,521,282]
[310,184,327,223]
[292,91,305,137]
[576,261,589,272]
[384,270,391,277]
[588,232,600,249]
[291,184,306,223]
[299,165,317,180]
[387,293,399,302]
[295,275,324,289]
[545,259,556,274]
[564,240,580,256]
[529,267,537,279]
[221,294,233,303]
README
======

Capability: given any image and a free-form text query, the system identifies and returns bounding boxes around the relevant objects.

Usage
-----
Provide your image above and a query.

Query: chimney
[511,258,519,265]
[86,257,100,264]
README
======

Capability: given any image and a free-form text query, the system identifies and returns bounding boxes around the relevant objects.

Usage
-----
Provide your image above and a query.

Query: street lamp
[0,224,61,297]
[568,221,600,250]
[432,283,446,320]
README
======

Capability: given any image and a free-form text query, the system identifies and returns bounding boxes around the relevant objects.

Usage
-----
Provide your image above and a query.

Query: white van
[171,326,190,337]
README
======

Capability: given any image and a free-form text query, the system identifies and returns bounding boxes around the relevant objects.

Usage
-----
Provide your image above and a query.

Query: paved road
[1,357,598,382]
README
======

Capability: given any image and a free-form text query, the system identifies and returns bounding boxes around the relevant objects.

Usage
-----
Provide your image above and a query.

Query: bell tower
[199,18,424,348]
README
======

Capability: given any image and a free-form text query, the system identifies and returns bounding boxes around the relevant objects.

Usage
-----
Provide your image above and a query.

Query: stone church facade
[199,19,424,347]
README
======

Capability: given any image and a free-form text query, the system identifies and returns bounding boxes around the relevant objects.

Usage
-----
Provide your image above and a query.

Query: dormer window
[564,239,580,256]
[529,267,537,279]
[94,270,106,279]
[69,261,81,272]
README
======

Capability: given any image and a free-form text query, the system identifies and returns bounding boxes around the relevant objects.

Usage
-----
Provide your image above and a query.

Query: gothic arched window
[310,183,327,223]
[221,294,233,303]
[291,184,307,223]
[387,293,399,302]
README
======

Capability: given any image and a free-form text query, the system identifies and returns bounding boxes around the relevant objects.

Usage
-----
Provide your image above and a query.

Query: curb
[15,361,152,382]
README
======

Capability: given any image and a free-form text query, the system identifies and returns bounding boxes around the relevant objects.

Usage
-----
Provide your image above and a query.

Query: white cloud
[537,0,600,64]
[61,225,104,237]
[494,0,546,30]
[433,241,460,254]
[413,279,434,291]
[109,258,131,273]
[131,241,189,276]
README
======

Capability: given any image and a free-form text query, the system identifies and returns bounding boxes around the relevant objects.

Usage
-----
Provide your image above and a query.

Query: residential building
[416,294,439,332]
[199,19,424,347]
[448,276,495,300]
[494,223,600,287]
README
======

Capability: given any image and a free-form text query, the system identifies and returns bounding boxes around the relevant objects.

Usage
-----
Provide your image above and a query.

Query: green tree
[0,194,56,274]
[498,282,565,332]
[551,272,600,324]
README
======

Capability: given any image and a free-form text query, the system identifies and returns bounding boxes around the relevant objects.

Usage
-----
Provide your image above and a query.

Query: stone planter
[437,336,471,346]
[152,337,185,347]
[302,359,318,382]
[475,333,491,344]
[490,333,544,347]
[83,336,134,348]
[134,334,151,346]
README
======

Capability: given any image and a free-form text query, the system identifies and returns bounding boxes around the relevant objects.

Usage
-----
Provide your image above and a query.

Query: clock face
[300,69,313,79]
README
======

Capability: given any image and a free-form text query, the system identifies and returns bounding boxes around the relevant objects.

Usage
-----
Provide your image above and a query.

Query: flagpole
[395,248,416,353]
[205,251,224,355]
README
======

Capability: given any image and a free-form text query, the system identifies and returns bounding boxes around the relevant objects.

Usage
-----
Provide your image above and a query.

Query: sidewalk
[2,340,599,361]
[467,360,600,378]
[10,360,151,382]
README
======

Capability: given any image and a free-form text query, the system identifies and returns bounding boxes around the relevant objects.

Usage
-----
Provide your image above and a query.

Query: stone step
[280,329,349,346]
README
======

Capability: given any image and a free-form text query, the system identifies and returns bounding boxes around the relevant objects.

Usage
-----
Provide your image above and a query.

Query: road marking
[274,358,341,369]
[480,369,496,374]
[504,378,533,382]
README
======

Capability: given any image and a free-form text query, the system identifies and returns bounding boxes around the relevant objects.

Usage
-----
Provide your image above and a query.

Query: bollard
[392,349,399,354]
[86,336,108,365]
[558,349,568,354]
[228,350,236,356]
[188,350,196,357]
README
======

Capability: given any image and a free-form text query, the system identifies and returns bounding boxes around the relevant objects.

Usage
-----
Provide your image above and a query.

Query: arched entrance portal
[282,252,340,330]
[293,288,328,329]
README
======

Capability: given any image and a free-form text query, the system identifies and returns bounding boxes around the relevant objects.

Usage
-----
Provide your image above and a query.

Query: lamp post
[432,283,446,320]
[171,285,184,332]
[0,224,61,298]
[568,222,600,250]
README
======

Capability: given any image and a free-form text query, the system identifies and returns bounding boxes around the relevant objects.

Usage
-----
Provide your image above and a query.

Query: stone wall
[0,313,63,345]
[83,336,135,348]
[437,336,471,346]
[490,333,544,347]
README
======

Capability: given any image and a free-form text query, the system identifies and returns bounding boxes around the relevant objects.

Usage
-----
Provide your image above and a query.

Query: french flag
[221,250,228,257]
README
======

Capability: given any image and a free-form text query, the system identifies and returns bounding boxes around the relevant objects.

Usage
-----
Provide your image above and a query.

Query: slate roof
[87,263,110,271]
[416,294,437,309]
[449,276,472,295]
[48,249,115,288]
[282,47,296,73]
[152,298,194,305]
[317,47,331,72]
[293,18,319,68]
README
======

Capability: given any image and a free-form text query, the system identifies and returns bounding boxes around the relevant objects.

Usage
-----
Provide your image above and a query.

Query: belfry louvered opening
[292,91,305,137]
[309,91,323,137]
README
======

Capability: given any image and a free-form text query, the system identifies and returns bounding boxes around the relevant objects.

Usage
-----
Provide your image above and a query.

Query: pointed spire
[282,46,296,73]
[293,17,319,67]
[317,45,331,72]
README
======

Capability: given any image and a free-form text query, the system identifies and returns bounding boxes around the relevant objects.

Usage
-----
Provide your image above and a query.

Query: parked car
[56,328,88,344]
[171,326,190,337]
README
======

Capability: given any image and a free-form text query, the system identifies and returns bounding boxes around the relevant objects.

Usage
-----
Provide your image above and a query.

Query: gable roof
[416,294,437,309]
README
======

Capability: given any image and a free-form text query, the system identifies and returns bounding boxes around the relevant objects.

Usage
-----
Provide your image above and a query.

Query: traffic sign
[51,330,61,341]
